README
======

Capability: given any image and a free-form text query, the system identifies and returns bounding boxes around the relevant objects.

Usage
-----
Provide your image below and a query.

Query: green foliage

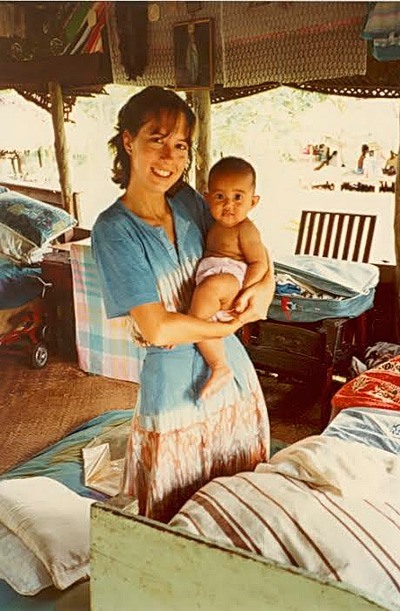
[212,86,329,162]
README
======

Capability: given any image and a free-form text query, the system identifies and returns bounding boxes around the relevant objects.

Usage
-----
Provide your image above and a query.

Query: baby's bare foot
[200,366,233,399]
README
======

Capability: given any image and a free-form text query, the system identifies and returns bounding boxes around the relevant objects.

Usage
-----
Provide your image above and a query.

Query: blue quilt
[0,254,43,309]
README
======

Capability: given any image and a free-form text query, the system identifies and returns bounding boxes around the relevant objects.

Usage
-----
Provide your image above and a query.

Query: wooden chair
[242,210,378,428]
[295,210,377,353]
[295,210,377,263]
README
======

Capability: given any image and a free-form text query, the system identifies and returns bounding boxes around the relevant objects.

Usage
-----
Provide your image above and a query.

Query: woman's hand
[233,268,275,323]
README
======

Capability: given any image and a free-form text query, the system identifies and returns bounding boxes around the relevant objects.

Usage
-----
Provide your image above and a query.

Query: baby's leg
[190,273,240,399]
[190,273,240,318]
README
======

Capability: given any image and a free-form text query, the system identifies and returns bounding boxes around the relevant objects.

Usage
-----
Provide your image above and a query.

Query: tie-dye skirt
[121,334,270,522]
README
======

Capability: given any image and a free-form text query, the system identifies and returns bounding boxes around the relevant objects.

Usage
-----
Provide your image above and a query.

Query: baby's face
[205,171,259,227]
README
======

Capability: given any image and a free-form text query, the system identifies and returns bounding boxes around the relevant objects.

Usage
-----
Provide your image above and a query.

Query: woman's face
[123,111,190,195]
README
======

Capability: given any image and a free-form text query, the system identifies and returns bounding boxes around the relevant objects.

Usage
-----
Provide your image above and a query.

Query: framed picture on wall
[173,18,213,90]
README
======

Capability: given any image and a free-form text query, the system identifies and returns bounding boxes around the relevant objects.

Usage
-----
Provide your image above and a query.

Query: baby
[190,156,268,398]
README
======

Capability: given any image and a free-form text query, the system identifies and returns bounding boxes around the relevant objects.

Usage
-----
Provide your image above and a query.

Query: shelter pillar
[48,81,75,218]
[395,131,400,341]
[192,90,211,195]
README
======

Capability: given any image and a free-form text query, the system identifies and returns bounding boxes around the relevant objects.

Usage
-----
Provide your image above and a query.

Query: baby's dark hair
[208,156,256,188]
[109,86,196,190]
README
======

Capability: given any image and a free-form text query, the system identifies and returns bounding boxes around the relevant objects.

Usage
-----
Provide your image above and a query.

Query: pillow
[0,189,76,264]
[0,523,52,595]
[0,477,94,594]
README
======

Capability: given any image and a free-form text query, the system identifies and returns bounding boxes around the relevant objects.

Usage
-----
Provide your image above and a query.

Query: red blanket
[331,355,400,419]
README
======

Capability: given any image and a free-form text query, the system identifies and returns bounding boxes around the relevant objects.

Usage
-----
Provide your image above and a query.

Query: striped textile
[70,241,145,383]
[170,414,400,609]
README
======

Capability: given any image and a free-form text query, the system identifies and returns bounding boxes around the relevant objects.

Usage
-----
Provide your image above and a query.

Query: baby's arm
[239,220,269,289]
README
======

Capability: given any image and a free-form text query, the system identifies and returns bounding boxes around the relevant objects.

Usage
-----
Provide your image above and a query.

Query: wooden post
[394,131,400,341]
[192,90,211,195]
[48,81,75,218]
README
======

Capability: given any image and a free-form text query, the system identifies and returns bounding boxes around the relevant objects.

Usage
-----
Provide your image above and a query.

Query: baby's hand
[233,286,267,323]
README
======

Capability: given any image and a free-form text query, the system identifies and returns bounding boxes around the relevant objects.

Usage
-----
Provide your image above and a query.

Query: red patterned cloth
[331,355,400,419]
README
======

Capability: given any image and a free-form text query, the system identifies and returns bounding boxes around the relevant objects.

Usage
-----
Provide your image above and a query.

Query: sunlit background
[1,85,398,264]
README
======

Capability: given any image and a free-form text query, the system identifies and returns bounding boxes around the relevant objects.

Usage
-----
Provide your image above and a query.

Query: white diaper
[195,256,247,287]
[195,256,248,322]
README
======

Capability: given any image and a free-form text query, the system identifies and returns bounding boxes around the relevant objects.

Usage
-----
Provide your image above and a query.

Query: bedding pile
[170,428,400,609]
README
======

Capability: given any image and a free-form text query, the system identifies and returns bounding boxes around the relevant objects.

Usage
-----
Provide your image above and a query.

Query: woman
[92,86,275,522]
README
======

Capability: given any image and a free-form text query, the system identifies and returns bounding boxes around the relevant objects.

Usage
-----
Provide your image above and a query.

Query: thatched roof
[1,1,400,109]
[210,54,400,104]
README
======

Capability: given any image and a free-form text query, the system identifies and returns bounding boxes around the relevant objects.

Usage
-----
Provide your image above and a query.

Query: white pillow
[0,523,52,595]
[0,477,94,592]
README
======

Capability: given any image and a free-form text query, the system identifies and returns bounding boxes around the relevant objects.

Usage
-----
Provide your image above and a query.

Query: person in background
[91,86,275,522]
[356,143,369,174]
[383,150,397,176]
[190,156,268,399]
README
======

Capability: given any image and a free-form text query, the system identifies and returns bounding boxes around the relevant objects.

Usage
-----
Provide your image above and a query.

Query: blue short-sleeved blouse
[92,184,212,323]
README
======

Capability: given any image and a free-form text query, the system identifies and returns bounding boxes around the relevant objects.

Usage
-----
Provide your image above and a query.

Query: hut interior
[0,2,400,609]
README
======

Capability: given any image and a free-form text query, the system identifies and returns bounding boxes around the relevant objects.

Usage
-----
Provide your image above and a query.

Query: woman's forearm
[260,258,276,307]
[130,303,241,347]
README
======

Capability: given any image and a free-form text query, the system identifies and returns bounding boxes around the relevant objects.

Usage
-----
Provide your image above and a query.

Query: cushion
[0,189,76,264]
[331,354,400,420]
[0,477,94,594]
[0,524,52,596]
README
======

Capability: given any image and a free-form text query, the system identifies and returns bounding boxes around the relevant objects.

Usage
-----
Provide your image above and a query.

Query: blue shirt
[91,184,212,321]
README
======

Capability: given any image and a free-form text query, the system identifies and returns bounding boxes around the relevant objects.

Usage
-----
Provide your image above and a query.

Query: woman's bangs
[147,109,192,141]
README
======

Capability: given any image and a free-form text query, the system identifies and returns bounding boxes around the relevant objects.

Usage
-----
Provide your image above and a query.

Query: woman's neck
[122,184,169,222]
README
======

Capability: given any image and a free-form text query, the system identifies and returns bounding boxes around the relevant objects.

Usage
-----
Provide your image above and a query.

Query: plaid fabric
[70,241,144,383]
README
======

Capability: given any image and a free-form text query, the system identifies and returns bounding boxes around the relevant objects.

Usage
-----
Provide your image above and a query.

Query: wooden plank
[91,503,384,611]
[0,53,110,87]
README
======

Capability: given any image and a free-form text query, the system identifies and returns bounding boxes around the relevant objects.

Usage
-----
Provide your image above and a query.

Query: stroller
[0,277,51,368]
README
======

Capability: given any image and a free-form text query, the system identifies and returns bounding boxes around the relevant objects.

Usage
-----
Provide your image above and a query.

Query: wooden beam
[91,504,383,610]
[395,128,400,341]
[192,90,211,195]
[48,81,75,218]
[0,53,110,88]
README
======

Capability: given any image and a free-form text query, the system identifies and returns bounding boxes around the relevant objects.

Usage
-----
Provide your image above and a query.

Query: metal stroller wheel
[31,342,48,369]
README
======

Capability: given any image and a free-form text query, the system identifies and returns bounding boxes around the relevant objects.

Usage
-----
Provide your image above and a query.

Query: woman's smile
[152,167,173,178]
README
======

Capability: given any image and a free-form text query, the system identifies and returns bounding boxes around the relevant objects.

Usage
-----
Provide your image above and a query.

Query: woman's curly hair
[109,86,196,192]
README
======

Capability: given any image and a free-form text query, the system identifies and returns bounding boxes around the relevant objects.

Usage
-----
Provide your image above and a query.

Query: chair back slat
[352,215,366,261]
[322,214,335,258]
[304,212,315,255]
[295,210,377,263]
[361,214,376,262]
